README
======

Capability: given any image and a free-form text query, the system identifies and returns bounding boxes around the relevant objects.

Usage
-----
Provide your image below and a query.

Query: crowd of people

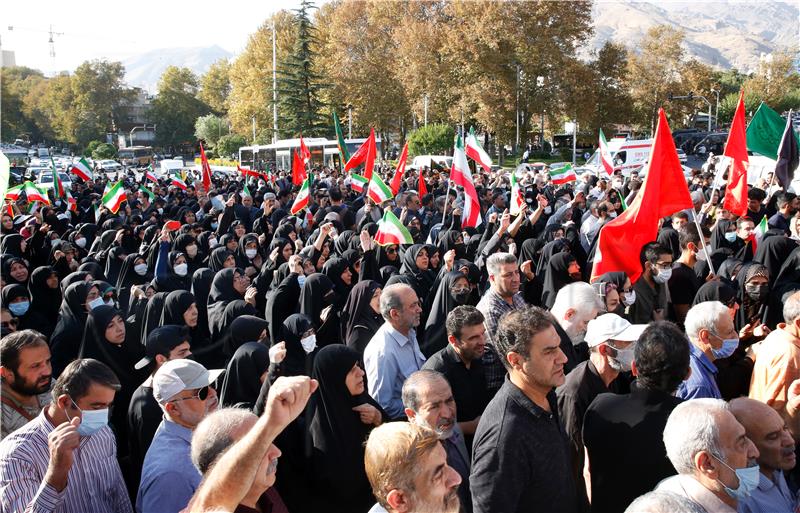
[0,154,799,513]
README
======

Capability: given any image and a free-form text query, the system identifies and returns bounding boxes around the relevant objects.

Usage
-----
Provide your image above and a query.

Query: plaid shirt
[476,289,528,394]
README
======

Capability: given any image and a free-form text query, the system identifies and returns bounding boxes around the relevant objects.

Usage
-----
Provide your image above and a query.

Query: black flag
[775,110,799,191]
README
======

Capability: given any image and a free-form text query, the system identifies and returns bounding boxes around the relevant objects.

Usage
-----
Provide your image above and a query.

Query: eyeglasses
[386,247,397,254]
[169,386,210,403]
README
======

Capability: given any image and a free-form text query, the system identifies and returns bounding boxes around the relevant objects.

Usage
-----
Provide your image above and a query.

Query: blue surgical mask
[88,297,105,310]
[68,398,109,436]
[724,232,737,243]
[710,332,739,360]
[297,275,306,288]
[9,301,30,316]
[714,455,760,500]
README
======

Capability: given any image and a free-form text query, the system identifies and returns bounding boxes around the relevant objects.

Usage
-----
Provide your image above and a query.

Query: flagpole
[693,214,716,276]
[441,175,453,221]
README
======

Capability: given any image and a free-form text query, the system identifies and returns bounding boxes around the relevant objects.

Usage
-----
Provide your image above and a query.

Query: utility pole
[272,21,278,143]
[515,64,520,154]
[348,105,352,139]
[572,119,577,166]
[252,116,256,143]
[710,89,720,130]
[424,94,428,127]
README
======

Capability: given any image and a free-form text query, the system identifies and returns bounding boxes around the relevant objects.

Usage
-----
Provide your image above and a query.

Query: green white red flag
[145,165,158,183]
[374,209,414,246]
[171,174,188,191]
[51,162,65,199]
[333,111,351,165]
[350,173,368,193]
[102,181,127,213]
[71,157,93,181]
[450,134,482,229]
[24,181,50,204]
[368,172,394,204]
[66,191,77,212]
[599,128,614,176]
[5,184,24,202]
[465,127,492,172]
[138,185,155,200]
[751,215,768,255]
[549,164,577,185]
[290,174,313,215]
[510,171,524,215]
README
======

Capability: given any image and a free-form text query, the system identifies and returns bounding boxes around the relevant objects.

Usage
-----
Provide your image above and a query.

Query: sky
[2,0,314,75]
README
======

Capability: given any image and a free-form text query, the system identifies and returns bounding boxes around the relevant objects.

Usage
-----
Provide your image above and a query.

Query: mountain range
[122,1,798,92]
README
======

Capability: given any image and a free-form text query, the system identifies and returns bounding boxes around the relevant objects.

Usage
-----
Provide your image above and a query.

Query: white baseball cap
[152,359,224,405]
[584,314,647,348]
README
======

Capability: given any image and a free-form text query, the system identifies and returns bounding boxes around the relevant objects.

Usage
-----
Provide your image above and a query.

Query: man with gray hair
[190,408,287,512]
[476,252,527,395]
[678,301,738,400]
[550,282,603,374]
[624,491,706,513]
[658,398,761,513]
[364,283,426,419]
[403,370,472,513]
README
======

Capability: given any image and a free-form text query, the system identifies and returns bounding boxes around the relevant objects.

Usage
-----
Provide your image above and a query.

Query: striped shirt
[477,290,527,394]
[0,409,133,513]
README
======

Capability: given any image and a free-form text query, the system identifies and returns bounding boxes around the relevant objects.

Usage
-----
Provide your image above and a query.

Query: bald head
[730,398,777,435]
[731,397,796,475]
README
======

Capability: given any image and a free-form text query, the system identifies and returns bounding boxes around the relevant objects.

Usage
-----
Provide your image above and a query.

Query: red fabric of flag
[344,128,376,181]
[199,142,212,191]
[390,142,409,195]
[299,137,311,164]
[419,171,428,197]
[292,151,307,186]
[590,108,693,283]
[722,91,749,217]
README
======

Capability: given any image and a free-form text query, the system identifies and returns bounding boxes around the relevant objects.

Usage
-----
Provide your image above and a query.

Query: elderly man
[422,305,489,446]
[0,358,131,512]
[624,491,706,513]
[365,421,462,513]
[136,359,223,513]
[678,301,738,400]
[556,313,643,508]
[364,283,426,419]
[659,398,760,512]
[550,282,603,374]
[0,329,52,439]
[582,321,691,513]
[191,408,287,513]
[730,397,796,513]
[403,370,472,513]
[750,292,800,423]
[470,306,577,513]
[476,252,527,395]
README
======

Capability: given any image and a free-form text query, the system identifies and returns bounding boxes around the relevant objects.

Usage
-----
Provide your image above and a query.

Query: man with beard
[0,330,52,439]
[470,306,578,513]
[550,282,603,375]
[403,370,472,512]
[365,421,462,513]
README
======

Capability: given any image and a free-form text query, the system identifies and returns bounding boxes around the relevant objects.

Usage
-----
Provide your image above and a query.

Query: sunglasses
[169,385,210,403]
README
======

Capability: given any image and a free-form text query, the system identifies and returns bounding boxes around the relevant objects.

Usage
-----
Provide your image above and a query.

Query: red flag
[164,220,181,231]
[590,108,692,283]
[299,136,311,165]
[199,142,212,192]
[389,142,409,195]
[722,90,749,217]
[238,165,262,179]
[344,128,377,180]
[419,170,428,197]
[292,150,307,186]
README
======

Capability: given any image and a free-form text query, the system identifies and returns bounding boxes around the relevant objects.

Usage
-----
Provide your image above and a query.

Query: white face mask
[75,237,87,248]
[695,247,707,261]
[50,238,62,247]
[623,290,636,306]
[245,248,258,259]
[174,263,188,276]
[134,263,148,276]
[653,267,672,284]
[208,237,218,249]
[300,334,317,354]
[88,297,105,310]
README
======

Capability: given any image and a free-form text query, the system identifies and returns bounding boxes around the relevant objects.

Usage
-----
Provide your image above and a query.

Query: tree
[1,67,45,142]
[627,25,685,133]
[744,50,800,110]
[71,60,134,146]
[24,73,76,144]
[194,114,229,148]
[407,124,454,156]
[216,134,247,158]
[198,59,232,115]
[278,0,327,137]
[92,143,117,160]
[151,66,211,150]
[588,41,635,133]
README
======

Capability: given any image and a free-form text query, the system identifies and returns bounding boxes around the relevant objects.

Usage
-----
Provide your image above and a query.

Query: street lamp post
[515,64,520,154]
[668,92,713,132]
[272,21,278,143]
[423,94,428,127]
[348,105,352,139]
[710,88,720,130]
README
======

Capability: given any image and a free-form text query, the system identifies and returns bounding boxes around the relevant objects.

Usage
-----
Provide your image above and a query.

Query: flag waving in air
[291,174,313,215]
[389,142,409,195]
[144,165,158,183]
[465,127,492,172]
[299,136,312,165]
[509,171,524,216]
[599,128,615,176]
[450,134,482,229]
[344,128,377,180]
[368,172,394,204]
[199,142,213,191]
[101,181,127,214]
[350,173,368,193]
[292,150,307,186]
[591,108,692,283]
[71,157,93,181]
[374,210,414,246]
[50,159,65,199]
[722,91,749,217]
[333,111,351,165]
[549,164,577,185]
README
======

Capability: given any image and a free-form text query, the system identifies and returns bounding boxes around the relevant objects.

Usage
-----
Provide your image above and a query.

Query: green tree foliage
[92,143,118,160]
[198,59,232,115]
[216,134,247,158]
[71,60,134,146]
[407,124,454,156]
[151,66,211,149]
[84,140,103,156]
[194,114,229,148]
[588,41,635,135]
[1,67,45,142]
[278,0,327,137]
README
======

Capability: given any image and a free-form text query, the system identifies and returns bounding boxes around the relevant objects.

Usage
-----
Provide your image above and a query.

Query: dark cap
[135,325,192,370]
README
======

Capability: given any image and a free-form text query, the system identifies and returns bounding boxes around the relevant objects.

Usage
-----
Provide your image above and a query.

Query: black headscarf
[265,268,302,344]
[2,256,29,286]
[595,271,629,291]
[225,314,267,358]
[50,281,94,377]
[219,341,269,410]
[104,246,127,286]
[341,280,383,354]
[753,236,798,289]
[2,284,39,331]
[116,253,150,315]
[207,267,245,343]
[542,252,577,309]
[735,262,769,331]
[279,313,316,377]
[140,292,169,346]
[0,234,25,258]
[422,271,469,357]
[692,281,737,307]
[209,247,234,273]
[299,273,335,328]
[709,219,740,253]
[322,256,352,299]
[308,344,385,513]
[160,290,196,326]
[398,244,435,301]
[377,265,399,286]
[191,268,215,340]
[78,261,106,282]
[28,266,61,326]
[60,271,91,292]
[536,238,570,276]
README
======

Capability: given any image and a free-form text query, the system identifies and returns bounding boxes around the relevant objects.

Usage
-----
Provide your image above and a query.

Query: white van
[409,155,452,170]
[37,147,50,159]
[159,159,185,177]
[580,139,653,176]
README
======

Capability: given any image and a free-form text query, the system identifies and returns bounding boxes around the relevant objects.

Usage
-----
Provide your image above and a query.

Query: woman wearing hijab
[172,233,204,275]
[139,291,169,346]
[191,268,215,342]
[226,315,268,357]
[265,263,302,345]
[307,345,387,513]
[104,246,128,286]
[160,290,199,328]
[78,261,107,282]
[50,281,101,377]
[0,233,28,259]
[398,244,436,305]
[541,252,581,309]
[27,266,61,336]
[753,236,798,289]
[535,238,570,277]
[299,273,339,346]
[154,238,191,293]
[116,253,151,315]
[709,219,740,253]
[341,280,383,355]
[208,247,236,273]
[2,257,30,286]
[207,267,247,345]
[421,271,472,357]
[219,342,270,410]
[235,233,263,276]
[2,284,47,332]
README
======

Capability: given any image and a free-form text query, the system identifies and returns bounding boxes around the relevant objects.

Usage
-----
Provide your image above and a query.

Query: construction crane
[5,24,63,60]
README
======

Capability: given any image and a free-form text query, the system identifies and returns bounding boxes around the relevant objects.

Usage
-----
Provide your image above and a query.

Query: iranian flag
[599,128,614,176]
[5,184,24,202]
[350,173,368,193]
[465,127,492,172]
[145,165,158,183]
[94,204,102,223]
[549,164,577,185]
[51,163,65,199]
[450,134,482,229]
[290,174,313,215]
[66,191,77,212]
[238,165,261,179]
[71,157,93,181]
[139,185,155,200]
[172,174,188,191]
[509,171,525,215]
[24,181,50,204]
[242,184,252,198]
[368,172,394,204]
[375,210,414,246]
[752,215,768,255]
[102,181,126,213]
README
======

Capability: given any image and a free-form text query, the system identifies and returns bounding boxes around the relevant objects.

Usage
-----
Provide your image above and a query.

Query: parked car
[36,171,72,191]
[97,159,124,173]
[676,148,688,164]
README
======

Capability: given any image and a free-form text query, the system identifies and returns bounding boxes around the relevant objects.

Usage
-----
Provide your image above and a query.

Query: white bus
[239,137,382,171]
